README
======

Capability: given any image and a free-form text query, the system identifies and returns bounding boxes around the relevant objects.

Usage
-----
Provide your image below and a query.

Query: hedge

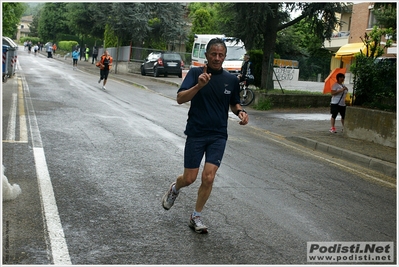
[58,41,79,52]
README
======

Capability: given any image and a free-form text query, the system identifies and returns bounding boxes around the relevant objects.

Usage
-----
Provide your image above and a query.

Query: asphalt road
[2,50,396,265]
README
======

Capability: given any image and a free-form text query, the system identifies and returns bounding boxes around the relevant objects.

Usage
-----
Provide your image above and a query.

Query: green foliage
[276,20,331,81]
[191,9,215,34]
[361,26,394,58]
[253,98,273,111]
[29,12,40,37]
[150,3,187,48]
[19,37,41,45]
[350,24,396,111]
[146,17,167,50]
[351,55,396,111]
[65,3,95,37]
[38,3,71,42]
[58,41,79,52]
[373,3,397,31]
[186,3,219,53]
[104,24,118,48]
[56,34,80,44]
[2,2,27,37]
[214,3,342,90]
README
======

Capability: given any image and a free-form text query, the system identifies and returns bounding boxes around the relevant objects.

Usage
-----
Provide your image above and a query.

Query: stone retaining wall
[345,107,396,148]
[254,93,396,148]
[254,92,331,108]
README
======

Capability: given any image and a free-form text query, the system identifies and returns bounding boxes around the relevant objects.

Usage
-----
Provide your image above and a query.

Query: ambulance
[191,34,246,75]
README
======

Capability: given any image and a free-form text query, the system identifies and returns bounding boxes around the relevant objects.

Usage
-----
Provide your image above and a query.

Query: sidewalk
[41,51,398,179]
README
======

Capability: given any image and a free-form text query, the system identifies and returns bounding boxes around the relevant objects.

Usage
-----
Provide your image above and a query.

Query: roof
[21,15,33,22]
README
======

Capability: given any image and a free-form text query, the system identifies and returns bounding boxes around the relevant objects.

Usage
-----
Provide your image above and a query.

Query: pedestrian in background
[27,41,32,54]
[52,43,57,55]
[33,44,38,56]
[47,44,53,58]
[161,38,249,234]
[92,46,98,64]
[72,48,80,70]
[330,73,348,133]
[237,53,255,87]
[85,45,89,61]
[97,50,113,90]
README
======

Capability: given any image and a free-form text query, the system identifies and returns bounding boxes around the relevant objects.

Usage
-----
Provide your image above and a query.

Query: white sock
[172,184,179,194]
[192,211,201,217]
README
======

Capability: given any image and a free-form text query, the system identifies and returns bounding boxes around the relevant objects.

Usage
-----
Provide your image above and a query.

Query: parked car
[141,52,184,78]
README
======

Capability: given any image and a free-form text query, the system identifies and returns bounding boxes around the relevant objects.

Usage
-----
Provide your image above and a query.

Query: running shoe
[98,78,101,83]
[102,86,106,90]
[329,127,337,133]
[189,215,208,234]
[162,182,179,210]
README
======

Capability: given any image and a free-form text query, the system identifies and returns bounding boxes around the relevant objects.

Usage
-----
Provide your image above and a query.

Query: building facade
[16,15,33,41]
[324,2,397,83]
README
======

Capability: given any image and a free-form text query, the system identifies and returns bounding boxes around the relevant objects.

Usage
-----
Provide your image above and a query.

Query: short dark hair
[206,38,227,54]
[336,73,345,80]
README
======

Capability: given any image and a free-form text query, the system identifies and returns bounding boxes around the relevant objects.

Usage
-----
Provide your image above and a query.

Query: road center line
[19,63,72,265]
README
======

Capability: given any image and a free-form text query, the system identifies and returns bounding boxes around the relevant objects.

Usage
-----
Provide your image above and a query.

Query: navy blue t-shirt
[178,66,240,138]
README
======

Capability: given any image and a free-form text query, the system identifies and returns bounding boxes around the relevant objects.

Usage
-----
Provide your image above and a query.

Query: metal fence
[98,46,192,67]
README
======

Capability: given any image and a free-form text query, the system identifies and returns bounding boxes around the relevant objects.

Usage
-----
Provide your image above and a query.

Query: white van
[191,34,246,75]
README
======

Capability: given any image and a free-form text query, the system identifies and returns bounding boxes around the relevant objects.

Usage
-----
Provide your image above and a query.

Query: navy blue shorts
[184,135,227,169]
[330,104,346,119]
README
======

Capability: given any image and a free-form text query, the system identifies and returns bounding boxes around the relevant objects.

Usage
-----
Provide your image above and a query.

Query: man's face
[205,44,226,70]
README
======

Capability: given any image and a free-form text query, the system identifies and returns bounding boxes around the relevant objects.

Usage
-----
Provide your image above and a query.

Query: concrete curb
[286,136,396,179]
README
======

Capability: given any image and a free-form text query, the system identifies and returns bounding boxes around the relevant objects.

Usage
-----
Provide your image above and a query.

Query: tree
[37,3,70,42]
[277,20,332,81]
[373,3,397,31]
[216,3,346,90]
[191,8,216,34]
[2,2,27,38]
[351,26,395,109]
[29,8,41,37]
[65,3,97,38]
[149,3,188,47]
[186,3,218,53]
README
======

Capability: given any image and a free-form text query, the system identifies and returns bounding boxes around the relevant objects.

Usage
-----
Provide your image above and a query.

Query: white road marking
[18,78,28,142]
[19,60,72,265]
[6,93,17,141]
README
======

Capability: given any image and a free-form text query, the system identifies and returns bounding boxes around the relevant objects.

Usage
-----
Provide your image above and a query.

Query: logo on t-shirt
[224,84,231,95]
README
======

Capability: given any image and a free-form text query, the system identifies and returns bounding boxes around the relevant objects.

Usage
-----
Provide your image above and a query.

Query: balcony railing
[324,31,350,51]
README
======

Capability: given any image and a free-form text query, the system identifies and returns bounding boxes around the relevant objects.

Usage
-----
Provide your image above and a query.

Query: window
[163,53,181,61]
[192,43,200,58]
[226,46,246,61]
[367,7,377,29]
[199,44,206,59]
